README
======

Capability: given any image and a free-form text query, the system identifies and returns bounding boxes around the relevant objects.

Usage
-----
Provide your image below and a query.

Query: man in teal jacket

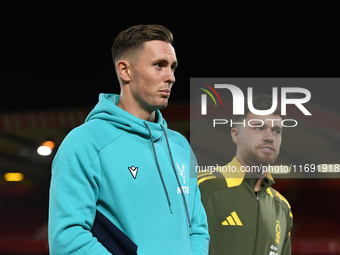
[198,94,293,255]
[49,25,209,255]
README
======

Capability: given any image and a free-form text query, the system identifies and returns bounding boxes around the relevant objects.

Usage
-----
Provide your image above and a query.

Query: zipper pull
[257,195,260,200]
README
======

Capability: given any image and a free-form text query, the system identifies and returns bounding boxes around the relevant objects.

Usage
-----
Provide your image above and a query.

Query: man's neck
[236,156,265,192]
[254,178,263,192]
[117,98,156,122]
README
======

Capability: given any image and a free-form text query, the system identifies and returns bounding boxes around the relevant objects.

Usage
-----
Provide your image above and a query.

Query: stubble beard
[242,146,278,167]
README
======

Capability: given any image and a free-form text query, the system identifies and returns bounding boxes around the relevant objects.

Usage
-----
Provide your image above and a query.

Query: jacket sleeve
[48,129,112,255]
[281,208,293,255]
[189,151,210,255]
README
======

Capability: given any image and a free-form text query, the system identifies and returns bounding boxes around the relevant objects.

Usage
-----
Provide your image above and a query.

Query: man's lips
[259,145,275,154]
[159,89,171,97]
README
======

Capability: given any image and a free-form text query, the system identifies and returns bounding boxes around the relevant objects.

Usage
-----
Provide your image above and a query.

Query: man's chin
[259,156,277,165]
[153,102,168,111]
[157,98,169,109]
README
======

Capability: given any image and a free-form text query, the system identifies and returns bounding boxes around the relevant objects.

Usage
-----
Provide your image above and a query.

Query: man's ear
[116,60,131,82]
[231,127,240,144]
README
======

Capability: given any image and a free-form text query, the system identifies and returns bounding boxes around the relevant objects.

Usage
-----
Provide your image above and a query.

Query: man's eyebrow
[252,122,282,129]
[268,123,283,130]
[251,120,264,125]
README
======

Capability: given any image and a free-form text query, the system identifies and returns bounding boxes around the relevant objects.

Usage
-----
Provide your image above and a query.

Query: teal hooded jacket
[48,94,209,255]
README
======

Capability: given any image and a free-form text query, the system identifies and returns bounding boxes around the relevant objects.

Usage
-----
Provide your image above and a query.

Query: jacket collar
[217,157,275,188]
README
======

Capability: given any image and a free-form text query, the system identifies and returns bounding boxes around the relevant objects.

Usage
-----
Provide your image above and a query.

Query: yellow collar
[216,157,274,188]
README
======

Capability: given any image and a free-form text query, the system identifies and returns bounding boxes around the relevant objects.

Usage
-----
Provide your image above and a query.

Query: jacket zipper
[253,194,260,255]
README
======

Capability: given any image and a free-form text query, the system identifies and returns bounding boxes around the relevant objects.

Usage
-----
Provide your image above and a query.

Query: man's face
[128,40,177,112]
[232,113,282,166]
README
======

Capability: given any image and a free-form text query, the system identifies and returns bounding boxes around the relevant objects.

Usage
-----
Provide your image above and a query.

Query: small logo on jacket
[176,163,186,184]
[269,245,279,255]
[222,211,243,226]
[128,166,138,179]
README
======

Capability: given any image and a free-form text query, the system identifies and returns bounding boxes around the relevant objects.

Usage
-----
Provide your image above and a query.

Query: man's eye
[274,129,281,134]
[155,63,163,68]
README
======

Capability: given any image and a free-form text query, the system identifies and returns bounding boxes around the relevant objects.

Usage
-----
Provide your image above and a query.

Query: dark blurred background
[1,1,339,254]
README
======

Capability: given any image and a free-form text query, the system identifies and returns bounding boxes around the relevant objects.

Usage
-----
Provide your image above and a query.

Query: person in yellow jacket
[198,94,293,255]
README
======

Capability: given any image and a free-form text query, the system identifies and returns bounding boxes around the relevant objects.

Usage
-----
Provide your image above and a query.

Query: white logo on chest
[176,163,186,184]
[128,166,138,179]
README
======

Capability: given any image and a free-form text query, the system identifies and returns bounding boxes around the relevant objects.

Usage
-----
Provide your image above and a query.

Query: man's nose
[263,129,274,142]
[165,69,175,85]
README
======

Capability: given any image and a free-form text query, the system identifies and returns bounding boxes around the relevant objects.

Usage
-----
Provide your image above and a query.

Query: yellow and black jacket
[198,157,293,255]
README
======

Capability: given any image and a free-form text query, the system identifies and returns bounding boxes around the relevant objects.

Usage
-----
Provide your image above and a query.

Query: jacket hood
[85,94,168,141]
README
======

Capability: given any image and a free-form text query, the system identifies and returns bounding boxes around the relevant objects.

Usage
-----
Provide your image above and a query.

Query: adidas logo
[222,211,243,226]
